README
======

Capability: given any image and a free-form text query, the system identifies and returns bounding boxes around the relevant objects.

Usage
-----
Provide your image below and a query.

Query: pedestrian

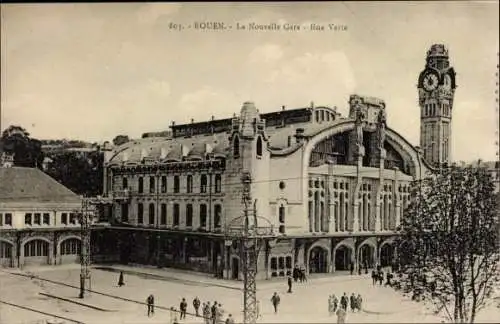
[293,265,299,282]
[146,294,155,317]
[225,314,235,324]
[350,262,354,275]
[379,270,384,285]
[211,301,218,324]
[216,303,224,323]
[340,292,348,310]
[203,302,211,324]
[328,295,335,316]
[356,294,363,311]
[333,294,338,312]
[350,293,356,312]
[193,296,201,316]
[170,307,178,324]
[287,274,293,293]
[364,261,369,274]
[371,270,377,285]
[180,297,188,320]
[336,306,347,324]
[271,292,280,314]
[118,271,125,287]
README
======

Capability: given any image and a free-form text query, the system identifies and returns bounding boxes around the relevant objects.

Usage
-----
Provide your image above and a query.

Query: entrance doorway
[334,245,352,271]
[380,243,394,267]
[358,244,375,269]
[308,246,328,273]
[231,257,239,280]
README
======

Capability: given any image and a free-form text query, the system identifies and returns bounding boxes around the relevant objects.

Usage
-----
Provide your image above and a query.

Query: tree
[1,125,44,168]
[45,150,104,196]
[112,135,129,146]
[396,163,499,323]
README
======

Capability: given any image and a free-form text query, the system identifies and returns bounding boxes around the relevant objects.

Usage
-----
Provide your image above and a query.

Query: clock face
[423,73,439,91]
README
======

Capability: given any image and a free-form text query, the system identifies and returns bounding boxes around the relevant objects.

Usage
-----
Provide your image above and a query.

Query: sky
[1,2,499,161]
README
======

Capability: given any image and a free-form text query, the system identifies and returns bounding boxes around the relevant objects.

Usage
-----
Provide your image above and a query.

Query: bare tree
[396,162,499,323]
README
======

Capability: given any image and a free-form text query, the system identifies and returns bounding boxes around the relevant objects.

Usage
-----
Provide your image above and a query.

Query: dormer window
[256,136,263,158]
[233,135,240,158]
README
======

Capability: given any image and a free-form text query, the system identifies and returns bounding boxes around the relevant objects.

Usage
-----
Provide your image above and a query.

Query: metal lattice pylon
[242,237,258,324]
[79,198,92,298]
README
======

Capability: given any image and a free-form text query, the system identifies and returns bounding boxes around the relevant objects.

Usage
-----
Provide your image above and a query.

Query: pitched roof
[0,167,81,203]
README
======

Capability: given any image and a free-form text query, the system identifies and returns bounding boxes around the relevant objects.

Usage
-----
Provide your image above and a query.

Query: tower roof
[427,44,449,58]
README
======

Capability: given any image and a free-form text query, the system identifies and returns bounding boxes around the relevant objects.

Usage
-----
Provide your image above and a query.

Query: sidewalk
[93,263,370,292]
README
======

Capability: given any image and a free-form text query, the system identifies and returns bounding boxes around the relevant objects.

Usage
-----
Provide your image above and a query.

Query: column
[222,241,229,279]
[352,202,360,232]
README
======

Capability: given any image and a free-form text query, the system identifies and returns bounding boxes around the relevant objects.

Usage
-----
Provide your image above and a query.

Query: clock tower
[418,44,457,167]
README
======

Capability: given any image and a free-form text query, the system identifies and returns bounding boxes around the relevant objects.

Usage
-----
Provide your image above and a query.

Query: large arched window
[61,238,81,255]
[233,135,240,158]
[256,136,263,158]
[24,240,49,257]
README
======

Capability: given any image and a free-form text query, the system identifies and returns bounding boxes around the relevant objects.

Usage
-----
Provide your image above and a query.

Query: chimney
[311,101,315,109]
[191,118,194,124]
[282,105,286,111]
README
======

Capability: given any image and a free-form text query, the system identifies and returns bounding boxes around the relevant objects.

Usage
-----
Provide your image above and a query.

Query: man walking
[350,293,357,312]
[287,274,293,293]
[117,271,125,287]
[180,298,188,320]
[193,296,201,316]
[340,293,348,310]
[203,302,211,324]
[271,292,281,314]
[146,294,155,317]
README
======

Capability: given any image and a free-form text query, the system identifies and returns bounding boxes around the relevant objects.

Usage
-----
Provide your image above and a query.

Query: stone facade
[101,91,434,280]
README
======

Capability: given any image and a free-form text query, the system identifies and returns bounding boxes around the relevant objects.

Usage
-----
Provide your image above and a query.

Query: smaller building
[0,167,82,268]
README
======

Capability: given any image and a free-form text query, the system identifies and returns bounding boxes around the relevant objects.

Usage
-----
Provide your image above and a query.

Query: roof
[0,167,81,203]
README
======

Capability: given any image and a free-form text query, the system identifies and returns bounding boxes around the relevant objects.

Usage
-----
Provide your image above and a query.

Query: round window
[279,181,286,190]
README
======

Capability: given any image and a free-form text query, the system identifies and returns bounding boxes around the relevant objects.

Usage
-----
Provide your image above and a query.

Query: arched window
[137,203,144,224]
[200,174,208,193]
[186,204,193,227]
[214,204,222,229]
[233,135,240,158]
[0,242,13,258]
[256,136,263,158]
[149,176,155,193]
[199,204,207,228]
[138,177,144,193]
[61,238,81,255]
[215,174,222,193]
[24,240,49,257]
[149,203,155,225]
[173,175,180,193]
[173,204,180,226]
[187,175,193,193]
[160,203,167,225]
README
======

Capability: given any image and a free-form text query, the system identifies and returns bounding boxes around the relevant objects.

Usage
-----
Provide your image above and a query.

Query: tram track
[0,299,85,324]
